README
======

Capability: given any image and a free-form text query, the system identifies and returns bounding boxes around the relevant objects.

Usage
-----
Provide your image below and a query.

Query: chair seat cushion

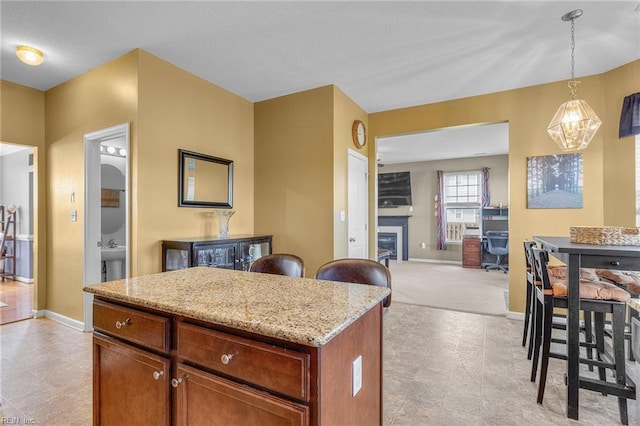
[547,265,598,282]
[549,278,631,302]
[595,269,640,294]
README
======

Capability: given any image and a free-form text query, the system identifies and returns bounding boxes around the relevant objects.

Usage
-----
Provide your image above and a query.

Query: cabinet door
[175,363,308,426]
[194,243,237,269]
[93,334,170,426]
[238,238,272,271]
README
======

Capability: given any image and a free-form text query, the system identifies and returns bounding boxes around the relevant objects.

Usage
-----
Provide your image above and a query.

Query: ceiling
[1,1,638,162]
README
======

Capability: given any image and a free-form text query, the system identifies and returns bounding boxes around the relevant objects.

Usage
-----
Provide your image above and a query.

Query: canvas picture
[527,153,583,209]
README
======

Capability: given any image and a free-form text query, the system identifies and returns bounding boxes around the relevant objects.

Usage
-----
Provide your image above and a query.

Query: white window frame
[443,170,483,243]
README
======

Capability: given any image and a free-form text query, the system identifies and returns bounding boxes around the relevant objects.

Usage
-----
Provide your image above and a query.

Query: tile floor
[0,302,636,425]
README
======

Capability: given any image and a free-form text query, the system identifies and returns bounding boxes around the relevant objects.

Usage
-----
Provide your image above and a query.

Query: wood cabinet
[162,235,272,272]
[462,236,482,269]
[92,296,383,425]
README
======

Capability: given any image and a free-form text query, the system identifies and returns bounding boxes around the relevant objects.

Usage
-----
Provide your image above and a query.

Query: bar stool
[315,258,391,310]
[531,247,631,425]
[249,253,305,278]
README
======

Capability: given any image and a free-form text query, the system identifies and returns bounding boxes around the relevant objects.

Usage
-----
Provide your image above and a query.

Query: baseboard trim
[33,309,86,331]
[407,258,462,266]
[15,276,34,284]
[507,311,525,321]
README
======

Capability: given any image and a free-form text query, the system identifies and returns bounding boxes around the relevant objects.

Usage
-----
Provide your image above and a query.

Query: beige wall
[369,61,640,314]
[379,154,508,261]
[333,87,369,259]
[254,86,335,276]
[136,51,254,276]
[602,61,640,227]
[45,51,139,320]
[0,81,46,310]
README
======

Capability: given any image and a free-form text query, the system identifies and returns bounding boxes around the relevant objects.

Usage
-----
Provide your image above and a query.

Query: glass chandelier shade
[546,9,601,152]
[547,97,602,152]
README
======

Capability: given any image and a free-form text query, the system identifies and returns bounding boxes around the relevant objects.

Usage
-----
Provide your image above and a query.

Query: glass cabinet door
[238,239,272,271]
[194,244,237,269]
[165,248,189,271]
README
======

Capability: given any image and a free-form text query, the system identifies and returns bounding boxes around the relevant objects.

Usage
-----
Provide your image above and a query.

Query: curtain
[620,92,640,138]
[435,170,447,250]
[481,167,491,207]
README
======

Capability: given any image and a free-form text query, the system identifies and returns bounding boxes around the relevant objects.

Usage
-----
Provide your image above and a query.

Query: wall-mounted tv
[378,171,412,207]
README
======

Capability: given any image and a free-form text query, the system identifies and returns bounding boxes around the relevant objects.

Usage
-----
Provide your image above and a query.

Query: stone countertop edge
[629,299,640,312]
[84,267,390,347]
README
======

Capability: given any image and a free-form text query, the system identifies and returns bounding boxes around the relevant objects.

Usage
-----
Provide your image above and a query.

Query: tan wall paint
[333,87,369,260]
[136,51,254,276]
[0,81,47,310]
[602,61,640,227]
[254,86,334,276]
[369,70,619,315]
[45,51,139,320]
[379,155,508,261]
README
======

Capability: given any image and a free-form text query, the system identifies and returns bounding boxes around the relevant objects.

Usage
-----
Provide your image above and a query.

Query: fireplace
[378,216,409,261]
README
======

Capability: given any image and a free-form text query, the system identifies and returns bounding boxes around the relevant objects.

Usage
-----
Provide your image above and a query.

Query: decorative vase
[214,210,235,238]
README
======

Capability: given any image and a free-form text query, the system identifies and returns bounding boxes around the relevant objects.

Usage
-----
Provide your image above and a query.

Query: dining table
[533,236,640,420]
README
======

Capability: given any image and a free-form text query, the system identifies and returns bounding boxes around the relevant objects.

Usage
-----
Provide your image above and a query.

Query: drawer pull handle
[153,371,163,380]
[171,376,186,388]
[115,318,131,329]
[611,261,621,266]
[221,354,234,365]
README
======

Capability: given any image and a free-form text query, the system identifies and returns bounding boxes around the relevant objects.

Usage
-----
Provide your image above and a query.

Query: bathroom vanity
[84,267,389,425]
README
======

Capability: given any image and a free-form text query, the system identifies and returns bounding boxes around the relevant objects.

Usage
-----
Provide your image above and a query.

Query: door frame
[83,123,130,331]
[347,149,369,258]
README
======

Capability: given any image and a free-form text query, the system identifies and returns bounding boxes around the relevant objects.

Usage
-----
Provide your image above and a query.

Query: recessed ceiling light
[16,45,44,66]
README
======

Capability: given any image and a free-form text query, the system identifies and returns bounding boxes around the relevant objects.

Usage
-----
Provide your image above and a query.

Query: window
[444,171,482,242]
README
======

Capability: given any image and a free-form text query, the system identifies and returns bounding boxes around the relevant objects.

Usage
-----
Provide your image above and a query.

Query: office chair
[484,231,509,273]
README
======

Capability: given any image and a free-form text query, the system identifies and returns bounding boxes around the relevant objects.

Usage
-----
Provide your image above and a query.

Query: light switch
[339,211,346,221]
[70,210,77,222]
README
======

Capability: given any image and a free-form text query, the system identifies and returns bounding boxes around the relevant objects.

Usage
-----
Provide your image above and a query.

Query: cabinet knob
[115,318,131,329]
[153,371,163,380]
[221,354,234,365]
[611,261,621,266]
[171,377,185,388]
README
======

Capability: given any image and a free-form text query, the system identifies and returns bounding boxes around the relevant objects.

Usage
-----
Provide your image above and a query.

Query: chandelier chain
[568,16,579,99]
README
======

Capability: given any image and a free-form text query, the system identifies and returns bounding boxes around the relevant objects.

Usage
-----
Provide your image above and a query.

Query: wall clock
[352,120,367,148]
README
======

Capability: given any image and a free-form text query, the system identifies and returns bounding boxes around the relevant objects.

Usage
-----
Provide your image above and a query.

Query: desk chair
[315,258,391,309]
[249,254,305,278]
[484,231,509,273]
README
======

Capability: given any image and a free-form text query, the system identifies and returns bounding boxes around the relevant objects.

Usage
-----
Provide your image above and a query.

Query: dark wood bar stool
[315,258,391,310]
[249,253,305,278]
[531,247,631,425]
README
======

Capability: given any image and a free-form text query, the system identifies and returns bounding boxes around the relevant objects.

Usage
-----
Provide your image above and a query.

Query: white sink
[101,245,126,261]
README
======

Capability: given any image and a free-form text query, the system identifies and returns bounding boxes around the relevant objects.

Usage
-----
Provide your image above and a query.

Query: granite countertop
[83,267,390,347]
[628,299,640,313]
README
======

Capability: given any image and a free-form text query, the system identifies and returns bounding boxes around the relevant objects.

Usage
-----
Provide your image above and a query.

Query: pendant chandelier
[547,9,602,152]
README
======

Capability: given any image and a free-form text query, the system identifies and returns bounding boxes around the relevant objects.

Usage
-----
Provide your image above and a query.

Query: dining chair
[315,258,391,309]
[522,241,537,357]
[531,247,631,425]
[249,253,305,278]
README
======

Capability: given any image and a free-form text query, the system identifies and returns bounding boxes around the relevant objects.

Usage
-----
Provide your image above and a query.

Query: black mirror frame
[178,149,234,208]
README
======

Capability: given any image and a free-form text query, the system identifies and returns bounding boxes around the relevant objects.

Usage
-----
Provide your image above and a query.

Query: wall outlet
[70,210,77,222]
[420,242,426,249]
[352,355,362,397]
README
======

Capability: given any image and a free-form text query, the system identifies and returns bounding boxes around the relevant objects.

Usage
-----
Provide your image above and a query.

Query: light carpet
[387,260,509,316]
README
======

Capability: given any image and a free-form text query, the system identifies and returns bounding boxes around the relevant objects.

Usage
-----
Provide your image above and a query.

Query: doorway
[0,142,36,324]
[83,123,130,331]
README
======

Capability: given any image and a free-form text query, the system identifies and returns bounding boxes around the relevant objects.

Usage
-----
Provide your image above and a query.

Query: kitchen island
[84,266,390,426]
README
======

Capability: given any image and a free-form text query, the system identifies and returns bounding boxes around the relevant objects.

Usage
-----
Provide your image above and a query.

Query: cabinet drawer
[578,255,640,272]
[93,300,170,354]
[177,322,310,402]
[175,363,308,426]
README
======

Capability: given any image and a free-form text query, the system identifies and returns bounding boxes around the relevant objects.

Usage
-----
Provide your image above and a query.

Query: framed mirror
[178,149,233,208]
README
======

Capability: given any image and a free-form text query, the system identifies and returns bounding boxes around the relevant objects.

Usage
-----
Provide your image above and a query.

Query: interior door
[348,150,369,258]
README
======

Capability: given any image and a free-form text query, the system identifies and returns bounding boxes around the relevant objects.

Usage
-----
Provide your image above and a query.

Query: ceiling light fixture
[16,45,44,66]
[547,10,601,152]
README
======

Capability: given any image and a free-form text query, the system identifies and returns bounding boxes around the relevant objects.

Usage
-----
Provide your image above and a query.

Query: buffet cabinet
[162,235,272,272]
[462,236,482,269]
[92,296,382,425]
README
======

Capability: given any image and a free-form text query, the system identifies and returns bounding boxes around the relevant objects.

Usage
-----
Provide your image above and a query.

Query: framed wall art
[527,153,583,209]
